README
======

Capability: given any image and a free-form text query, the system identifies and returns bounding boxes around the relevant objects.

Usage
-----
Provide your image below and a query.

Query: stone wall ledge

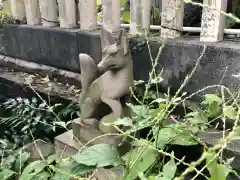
[1,24,240,100]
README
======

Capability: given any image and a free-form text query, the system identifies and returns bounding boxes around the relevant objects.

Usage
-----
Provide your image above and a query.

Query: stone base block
[54,130,84,158]
[22,139,54,161]
[71,118,130,155]
[72,118,123,147]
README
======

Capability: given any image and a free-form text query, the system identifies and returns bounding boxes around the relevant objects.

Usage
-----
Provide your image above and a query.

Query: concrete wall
[1,24,240,100]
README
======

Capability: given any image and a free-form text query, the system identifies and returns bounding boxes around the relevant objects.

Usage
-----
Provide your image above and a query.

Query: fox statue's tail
[78,54,99,106]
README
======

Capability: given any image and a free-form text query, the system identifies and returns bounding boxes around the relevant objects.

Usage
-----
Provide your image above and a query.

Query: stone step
[72,118,122,146]
[72,118,131,155]
[197,129,240,170]
[54,130,124,180]
[54,130,84,158]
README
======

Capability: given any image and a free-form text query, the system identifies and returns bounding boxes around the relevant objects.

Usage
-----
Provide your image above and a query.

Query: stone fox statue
[78,28,134,126]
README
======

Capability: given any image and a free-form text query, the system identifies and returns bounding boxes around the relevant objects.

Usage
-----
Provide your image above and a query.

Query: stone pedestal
[72,118,123,146]
[55,117,131,158]
[22,139,54,161]
[54,128,126,179]
[54,130,83,158]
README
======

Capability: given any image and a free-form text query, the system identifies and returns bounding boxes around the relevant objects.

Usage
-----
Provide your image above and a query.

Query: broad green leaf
[19,160,47,180]
[203,94,222,105]
[31,171,51,180]
[52,159,94,180]
[126,103,150,118]
[205,152,232,180]
[162,152,177,179]
[54,121,67,128]
[153,127,177,149]
[0,169,15,180]
[72,144,124,168]
[47,154,59,165]
[1,154,17,169]
[122,147,158,180]
[14,151,30,172]
[185,111,208,125]
[153,125,198,148]
[223,105,237,120]
[105,117,133,127]
[138,172,148,180]
[206,101,221,118]
[155,177,170,180]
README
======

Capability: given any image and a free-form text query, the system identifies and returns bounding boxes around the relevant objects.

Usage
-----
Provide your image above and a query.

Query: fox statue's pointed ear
[117,29,129,56]
[100,28,114,51]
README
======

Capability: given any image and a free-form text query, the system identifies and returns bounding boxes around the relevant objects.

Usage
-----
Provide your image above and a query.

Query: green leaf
[126,103,150,118]
[72,144,124,168]
[138,172,148,180]
[31,171,51,180]
[122,147,158,180]
[223,105,237,120]
[153,125,198,148]
[153,127,177,149]
[14,151,30,172]
[54,121,67,128]
[0,169,15,180]
[46,154,59,165]
[1,154,17,169]
[185,111,208,125]
[106,117,133,127]
[205,152,232,180]
[203,94,222,105]
[52,158,95,180]
[162,152,177,179]
[19,160,47,180]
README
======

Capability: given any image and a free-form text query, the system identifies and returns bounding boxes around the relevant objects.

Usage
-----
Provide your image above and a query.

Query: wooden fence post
[79,0,97,30]
[130,0,141,35]
[102,0,121,33]
[58,0,76,28]
[200,0,228,42]
[10,0,25,21]
[39,0,58,27]
[141,0,152,33]
[24,0,41,25]
[161,0,184,39]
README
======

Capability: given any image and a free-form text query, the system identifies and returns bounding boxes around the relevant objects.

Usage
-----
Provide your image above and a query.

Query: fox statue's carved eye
[109,52,117,58]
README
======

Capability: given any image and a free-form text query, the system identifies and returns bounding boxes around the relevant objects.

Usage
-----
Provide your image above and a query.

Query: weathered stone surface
[0,69,79,103]
[77,30,102,65]
[48,28,80,72]
[99,113,119,134]
[94,166,124,180]
[55,130,83,158]
[72,118,123,147]
[22,139,54,161]
[2,25,240,101]
[2,24,80,72]
[130,36,240,101]
[198,129,240,170]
